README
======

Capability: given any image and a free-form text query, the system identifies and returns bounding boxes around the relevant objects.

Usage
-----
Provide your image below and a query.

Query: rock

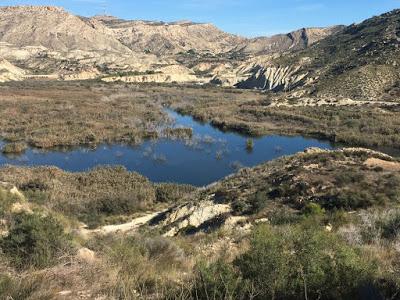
[255,218,269,224]
[304,147,326,154]
[158,201,232,236]
[58,290,72,296]
[325,224,333,232]
[236,65,308,92]
[77,248,96,264]
[0,6,131,53]
[11,202,32,214]
[93,17,245,56]
[9,186,25,200]
[0,58,26,82]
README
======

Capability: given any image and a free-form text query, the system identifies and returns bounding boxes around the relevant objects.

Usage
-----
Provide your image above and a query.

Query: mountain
[92,16,245,56]
[0,6,130,53]
[234,26,344,55]
[0,5,343,84]
[92,16,341,57]
[240,9,400,99]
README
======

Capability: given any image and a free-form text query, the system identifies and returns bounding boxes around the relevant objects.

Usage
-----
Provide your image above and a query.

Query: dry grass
[0,165,195,228]
[172,92,400,149]
[0,81,264,151]
[0,81,169,149]
[2,80,399,152]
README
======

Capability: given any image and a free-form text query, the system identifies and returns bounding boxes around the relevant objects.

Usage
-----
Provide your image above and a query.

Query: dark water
[0,110,336,186]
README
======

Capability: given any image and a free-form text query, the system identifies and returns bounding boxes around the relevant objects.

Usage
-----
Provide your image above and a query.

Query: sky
[0,0,399,37]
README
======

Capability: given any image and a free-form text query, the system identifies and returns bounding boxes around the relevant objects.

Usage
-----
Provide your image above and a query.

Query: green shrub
[155,183,195,203]
[22,190,49,205]
[190,260,246,300]
[231,199,252,215]
[381,212,400,240]
[235,224,375,300]
[232,191,269,215]
[251,191,269,213]
[303,203,326,216]
[102,235,186,298]
[0,213,72,269]
[322,190,384,210]
[246,139,254,152]
[82,196,144,228]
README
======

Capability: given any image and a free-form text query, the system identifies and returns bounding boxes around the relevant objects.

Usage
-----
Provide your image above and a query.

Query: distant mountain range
[0,5,399,101]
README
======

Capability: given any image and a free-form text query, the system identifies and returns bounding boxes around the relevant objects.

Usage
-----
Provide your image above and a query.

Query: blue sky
[1,0,399,37]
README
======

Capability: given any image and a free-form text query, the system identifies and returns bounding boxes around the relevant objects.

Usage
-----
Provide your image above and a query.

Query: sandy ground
[364,157,400,171]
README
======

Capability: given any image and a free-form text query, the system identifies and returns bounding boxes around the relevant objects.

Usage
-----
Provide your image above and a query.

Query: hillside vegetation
[0,149,399,299]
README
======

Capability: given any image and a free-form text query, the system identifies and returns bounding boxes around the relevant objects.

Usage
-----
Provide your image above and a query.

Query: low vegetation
[1,81,399,152]
[189,223,376,300]
[1,142,27,154]
[172,94,400,149]
[200,148,400,217]
[0,166,195,228]
[0,81,195,150]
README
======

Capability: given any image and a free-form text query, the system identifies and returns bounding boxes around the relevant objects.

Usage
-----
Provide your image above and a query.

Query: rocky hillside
[0,6,130,53]
[244,9,400,98]
[150,148,400,236]
[0,5,342,82]
[92,16,245,56]
[3,5,398,98]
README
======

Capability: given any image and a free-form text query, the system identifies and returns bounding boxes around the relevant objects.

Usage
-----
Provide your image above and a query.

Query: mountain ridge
[2,4,398,98]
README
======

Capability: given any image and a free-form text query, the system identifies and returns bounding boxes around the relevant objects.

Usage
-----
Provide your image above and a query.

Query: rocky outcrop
[236,65,308,91]
[102,65,203,84]
[141,199,234,237]
[0,58,26,82]
[61,68,100,81]
[158,200,232,236]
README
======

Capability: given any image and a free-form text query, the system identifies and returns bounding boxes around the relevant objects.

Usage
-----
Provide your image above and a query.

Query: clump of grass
[1,142,27,154]
[246,138,254,152]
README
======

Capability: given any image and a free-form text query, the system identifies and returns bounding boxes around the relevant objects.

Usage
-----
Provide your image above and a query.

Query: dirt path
[78,211,162,237]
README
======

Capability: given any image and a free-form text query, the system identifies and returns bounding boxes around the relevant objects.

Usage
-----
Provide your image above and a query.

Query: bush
[302,203,326,216]
[190,260,247,300]
[103,235,186,298]
[380,212,400,240]
[155,183,195,203]
[0,213,72,269]
[234,224,375,300]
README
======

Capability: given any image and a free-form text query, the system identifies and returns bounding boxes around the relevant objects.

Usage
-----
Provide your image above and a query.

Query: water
[0,109,336,186]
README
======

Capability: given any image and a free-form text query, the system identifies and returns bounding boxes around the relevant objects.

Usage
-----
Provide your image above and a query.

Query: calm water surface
[0,109,336,186]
